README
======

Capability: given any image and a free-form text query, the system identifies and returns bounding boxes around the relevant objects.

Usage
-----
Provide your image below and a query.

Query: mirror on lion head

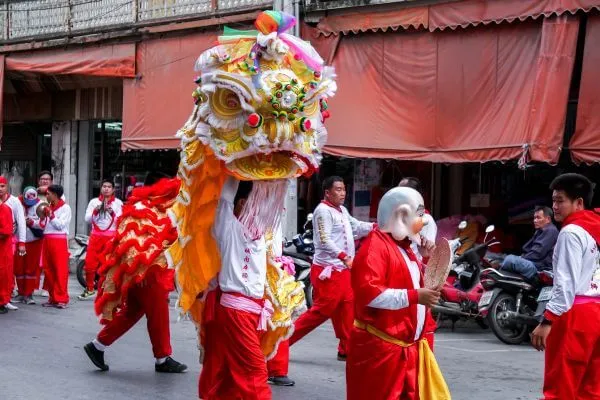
[377,187,426,242]
[187,11,337,182]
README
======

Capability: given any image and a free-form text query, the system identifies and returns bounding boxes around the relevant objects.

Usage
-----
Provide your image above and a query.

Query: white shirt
[546,224,600,317]
[313,202,373,269]
[213,178,266,300]
[368,246,426,341]
[43,203,72,236]
[23,202,43,243]
[411,213,437,261]
[85,197,123,232]
[3,195,26,243]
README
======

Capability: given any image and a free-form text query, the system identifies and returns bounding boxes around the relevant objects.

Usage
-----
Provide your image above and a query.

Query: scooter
[432,224,500,330]
[284,213,314,308]
[478,266,554,345]
[74,234,92,289]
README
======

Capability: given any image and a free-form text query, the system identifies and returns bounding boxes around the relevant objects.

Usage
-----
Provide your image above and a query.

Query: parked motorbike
[284,213,315,308]
[478,266,554,345]
[74,234,92,289]
[432,224,500,330]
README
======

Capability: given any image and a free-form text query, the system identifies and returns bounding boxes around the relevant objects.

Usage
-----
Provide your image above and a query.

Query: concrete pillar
[51,121,77,238]
[76,121,92,235]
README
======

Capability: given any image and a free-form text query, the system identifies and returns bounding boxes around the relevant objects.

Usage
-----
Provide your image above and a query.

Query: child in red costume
[79,179,123,300]
[348,186,450,400]
[0,200,14,314]
[531,173,600,399]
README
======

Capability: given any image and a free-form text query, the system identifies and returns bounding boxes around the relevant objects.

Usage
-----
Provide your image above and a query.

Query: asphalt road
[1,277,544,400]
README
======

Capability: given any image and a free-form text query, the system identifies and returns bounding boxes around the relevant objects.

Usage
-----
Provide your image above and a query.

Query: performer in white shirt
[0,176,26,311]
[199,177,272,400]
[41,184,72,309]
[532,173,600,399]
[288,176,373,361]
[79,179,123,300]
[13,187,44,305]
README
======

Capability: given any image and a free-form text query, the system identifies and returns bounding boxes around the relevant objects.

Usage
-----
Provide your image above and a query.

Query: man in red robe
[348,186,450,400]
[0,194,14,314]
[531,173,600,399]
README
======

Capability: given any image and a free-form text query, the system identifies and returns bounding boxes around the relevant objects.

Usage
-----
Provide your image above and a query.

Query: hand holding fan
[423,238,452,290]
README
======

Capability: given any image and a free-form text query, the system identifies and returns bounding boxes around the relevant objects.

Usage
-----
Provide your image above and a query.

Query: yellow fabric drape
[354,320,451,400]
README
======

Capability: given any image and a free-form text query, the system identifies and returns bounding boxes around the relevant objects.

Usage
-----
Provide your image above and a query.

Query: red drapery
[5,43,136,78]
[571,14,600,164]
[323,15,578,163]
[121,32,217,151]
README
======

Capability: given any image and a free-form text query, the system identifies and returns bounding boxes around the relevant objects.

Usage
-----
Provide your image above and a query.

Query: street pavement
[1,276,544,400]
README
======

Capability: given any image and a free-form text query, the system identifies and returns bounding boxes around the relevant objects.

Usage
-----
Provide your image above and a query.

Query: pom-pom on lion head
[181,10,337,181]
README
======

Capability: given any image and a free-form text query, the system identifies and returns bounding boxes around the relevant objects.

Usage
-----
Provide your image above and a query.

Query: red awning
[121,32,217,151]
[316,5,429,36]
[323,15,578,163]
[5,43,136,78]
[316,0,600,35]
[571,15,600,164]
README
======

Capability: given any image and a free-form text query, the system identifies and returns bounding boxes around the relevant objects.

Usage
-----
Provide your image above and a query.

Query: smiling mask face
[377,187,425,241]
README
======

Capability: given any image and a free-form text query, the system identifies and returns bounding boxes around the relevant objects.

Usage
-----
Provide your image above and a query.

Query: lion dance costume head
[95,11,336,360]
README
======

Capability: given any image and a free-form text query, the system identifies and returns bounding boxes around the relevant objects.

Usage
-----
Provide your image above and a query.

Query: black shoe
[337,352,347,362]
[84,342,109,371]
[0,306,7,314]
[155,357,188,373]
[268,376,295,386]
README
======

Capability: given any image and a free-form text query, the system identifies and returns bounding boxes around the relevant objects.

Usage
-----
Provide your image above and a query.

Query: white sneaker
[33,289,49,297]
[5,302,18,311]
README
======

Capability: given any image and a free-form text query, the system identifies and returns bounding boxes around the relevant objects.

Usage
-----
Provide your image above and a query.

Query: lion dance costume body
[94,10,336,398]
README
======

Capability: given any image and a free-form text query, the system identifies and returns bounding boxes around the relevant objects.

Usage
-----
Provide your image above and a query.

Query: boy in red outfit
[531,173,600,399]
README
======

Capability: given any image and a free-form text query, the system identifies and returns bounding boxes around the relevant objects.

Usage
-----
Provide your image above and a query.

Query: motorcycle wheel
[76,259,87,289]
[488,292,529,345]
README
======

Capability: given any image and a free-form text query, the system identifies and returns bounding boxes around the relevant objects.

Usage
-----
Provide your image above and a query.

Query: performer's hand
[423,239,436,252]
[343,256,354,269]
[44,207,52,217]
[531,324,551,351]
[417,288,440,308]
[26,218,34,227]
[18,244,26,256]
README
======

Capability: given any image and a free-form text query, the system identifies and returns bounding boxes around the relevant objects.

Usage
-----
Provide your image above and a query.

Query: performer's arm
[346,210,374,239]
[84,200,96,224]
[113,200,124,219]
[49,205,72,231]
[14,200,27,244]
[29,205,42,229]
[213,176,239,241]
[368,288,415,310]
[314,208,346,260]
[544,230,583,321]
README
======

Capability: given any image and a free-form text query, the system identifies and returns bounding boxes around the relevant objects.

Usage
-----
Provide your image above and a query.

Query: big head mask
[377,187,425,241]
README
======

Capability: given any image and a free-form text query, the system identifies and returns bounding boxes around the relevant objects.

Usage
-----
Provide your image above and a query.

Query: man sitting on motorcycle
[500,206,558,283]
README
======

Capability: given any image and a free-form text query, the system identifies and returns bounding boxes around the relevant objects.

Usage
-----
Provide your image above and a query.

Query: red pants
[42,236,70,304]
[97,279,172,358]
[347,327,419,400]
[14,240,43,297]
[84,234,112,291]
[267,340,289,377]
[543,302,600,399]
[0,238,14,305]
[199,301,271,400]
[290,266,353,355]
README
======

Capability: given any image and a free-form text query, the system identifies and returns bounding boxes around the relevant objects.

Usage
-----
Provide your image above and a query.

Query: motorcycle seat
[489,270,527,281]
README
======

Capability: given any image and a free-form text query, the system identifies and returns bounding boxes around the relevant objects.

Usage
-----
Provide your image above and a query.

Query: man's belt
[354,320,452,400]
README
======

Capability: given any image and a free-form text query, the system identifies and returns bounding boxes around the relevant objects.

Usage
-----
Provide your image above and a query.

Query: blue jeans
[500,255,538,279]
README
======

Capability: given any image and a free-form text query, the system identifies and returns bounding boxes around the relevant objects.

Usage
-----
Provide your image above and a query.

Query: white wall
[51,121,77,238]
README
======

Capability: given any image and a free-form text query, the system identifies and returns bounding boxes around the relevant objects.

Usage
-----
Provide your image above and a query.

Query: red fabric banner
[323,16,578,163]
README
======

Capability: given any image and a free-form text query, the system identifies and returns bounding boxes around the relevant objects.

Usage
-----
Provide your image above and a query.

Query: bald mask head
[377,187,425,241]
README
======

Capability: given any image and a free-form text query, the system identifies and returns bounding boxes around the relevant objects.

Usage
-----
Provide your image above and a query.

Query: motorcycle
[478,266,554,345]
[284,213,315,308]
[432,224,500,330]
[74,234,92,289]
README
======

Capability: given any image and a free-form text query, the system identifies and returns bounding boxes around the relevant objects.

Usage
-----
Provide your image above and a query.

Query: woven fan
[423,238,452,290]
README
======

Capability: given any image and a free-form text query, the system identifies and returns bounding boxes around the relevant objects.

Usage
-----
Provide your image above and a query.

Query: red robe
[0,203,14,305]
[348,229,441,400]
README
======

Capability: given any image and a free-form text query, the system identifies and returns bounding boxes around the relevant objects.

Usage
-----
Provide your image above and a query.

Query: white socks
[156,357,167,365]
[92,339,106,352]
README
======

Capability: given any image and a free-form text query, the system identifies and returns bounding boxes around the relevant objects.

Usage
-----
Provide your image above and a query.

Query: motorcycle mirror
[458,221,468,230]
[306,213,313,222]
[486,225,495,233]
